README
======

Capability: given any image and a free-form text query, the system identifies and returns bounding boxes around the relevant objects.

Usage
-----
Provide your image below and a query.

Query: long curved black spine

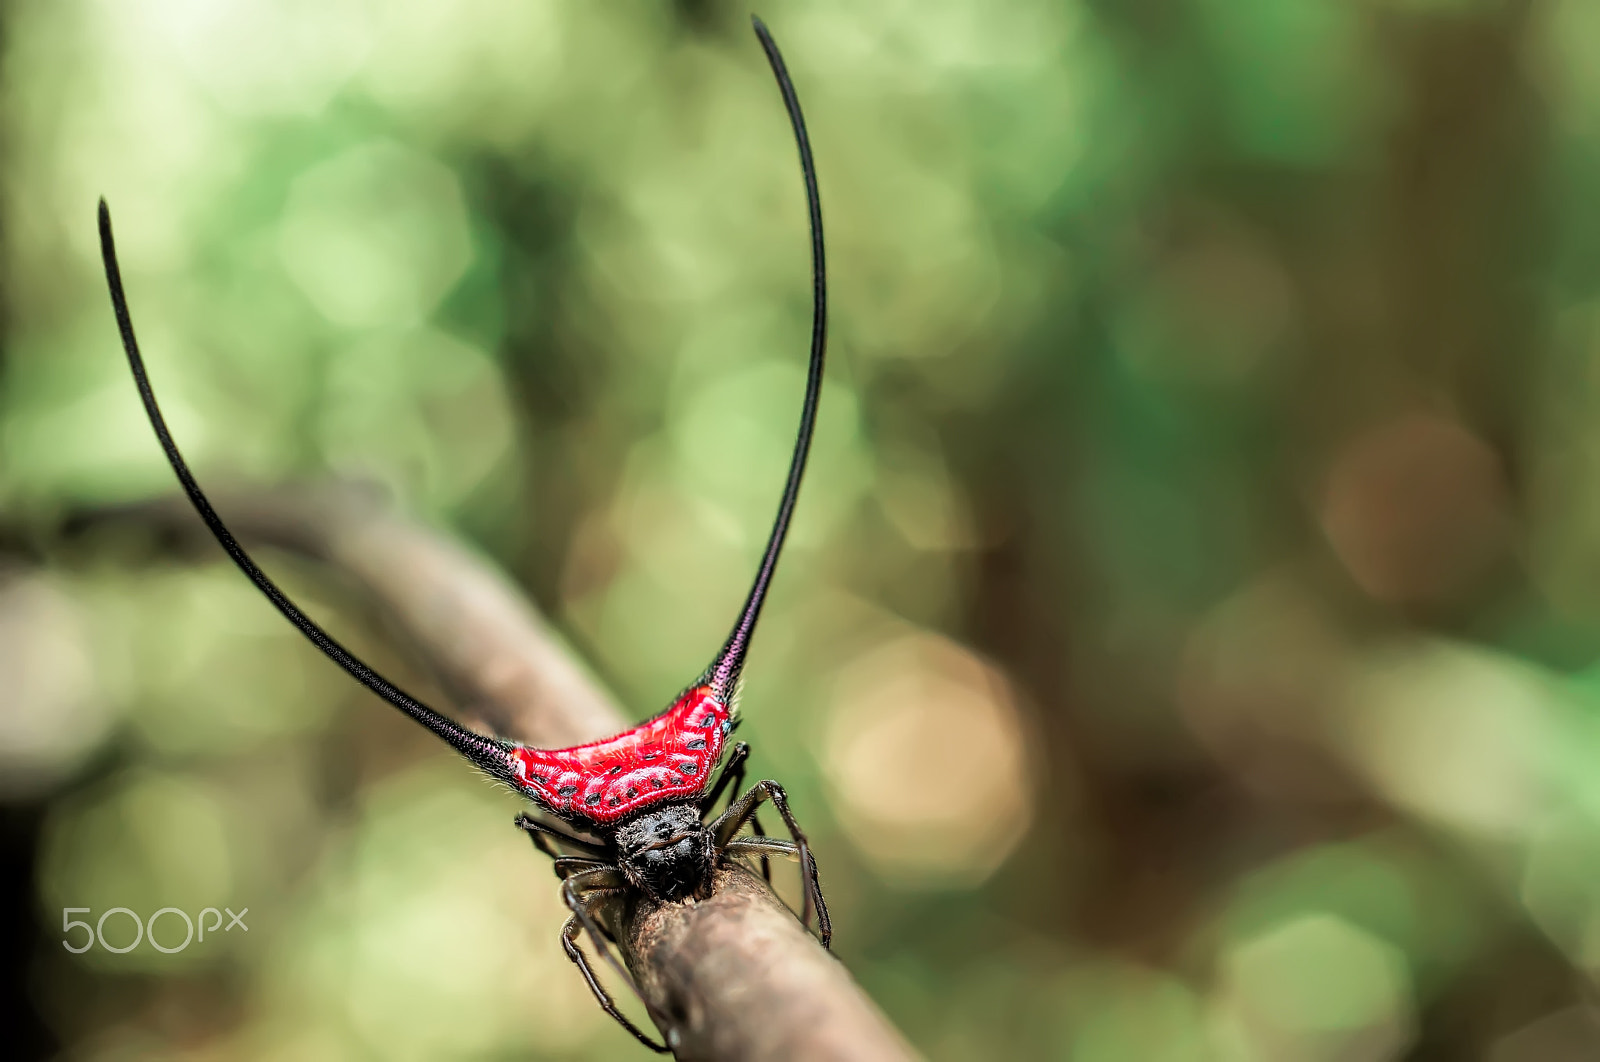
[97,201,516,781]
[102,17,818,746]
[703,17,827,703]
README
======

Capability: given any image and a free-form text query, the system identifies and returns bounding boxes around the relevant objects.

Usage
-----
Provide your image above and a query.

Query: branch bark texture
[62,483,919,1062]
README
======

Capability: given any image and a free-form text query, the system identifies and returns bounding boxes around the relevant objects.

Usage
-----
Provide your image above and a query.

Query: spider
[96,16,828,1054]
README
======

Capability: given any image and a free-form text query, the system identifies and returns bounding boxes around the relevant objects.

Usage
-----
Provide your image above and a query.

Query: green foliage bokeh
[7,1,1600,1058]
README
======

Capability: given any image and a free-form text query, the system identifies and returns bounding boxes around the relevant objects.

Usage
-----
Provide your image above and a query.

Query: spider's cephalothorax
[615,803,714,901]
[99,14,828,1056]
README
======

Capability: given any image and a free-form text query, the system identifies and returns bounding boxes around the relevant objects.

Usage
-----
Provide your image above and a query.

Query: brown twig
[57,482,919,1062]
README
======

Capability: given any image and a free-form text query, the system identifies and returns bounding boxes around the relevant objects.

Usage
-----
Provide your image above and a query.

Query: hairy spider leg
[726,758,773,885]
[526,829,559,864]
[561,912,665,1053]
[561,870,671,1054]
[712,781,830,947]
[514,812,608,859]
[551,856,610,880]
[699,741,749,812]
[724,837,799,860]
[700,742,771,883]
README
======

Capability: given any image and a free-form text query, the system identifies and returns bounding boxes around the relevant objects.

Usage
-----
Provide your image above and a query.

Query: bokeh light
[824,632,1033,885]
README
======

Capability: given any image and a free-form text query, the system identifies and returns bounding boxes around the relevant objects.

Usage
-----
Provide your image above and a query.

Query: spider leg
[711,781,830,948]
[552,856,609,880]
[561,870,671,1053]
[562,912,668,1050]
[515,811,609,863]
[747,805,771,884]
[699,740,750,813]
[699,742,771,882]
[724,836,798,860]
[527,827,559,865]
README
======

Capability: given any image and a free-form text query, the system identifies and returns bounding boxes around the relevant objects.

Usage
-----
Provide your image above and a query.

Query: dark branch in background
[56,484,919,1062]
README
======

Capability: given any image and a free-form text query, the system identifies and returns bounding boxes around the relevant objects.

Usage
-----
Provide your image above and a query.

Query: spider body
[612,802,715,901]
[509,684,731,825]
[99,14,827,1055]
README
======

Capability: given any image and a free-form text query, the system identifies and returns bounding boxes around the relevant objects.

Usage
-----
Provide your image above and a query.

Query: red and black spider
[96,17,826,1054]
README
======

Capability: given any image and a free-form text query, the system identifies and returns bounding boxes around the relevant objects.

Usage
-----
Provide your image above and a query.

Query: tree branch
[56,482,919,1062]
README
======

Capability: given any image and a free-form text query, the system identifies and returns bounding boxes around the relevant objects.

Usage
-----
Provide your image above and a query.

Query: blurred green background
[4,0,1600,1058]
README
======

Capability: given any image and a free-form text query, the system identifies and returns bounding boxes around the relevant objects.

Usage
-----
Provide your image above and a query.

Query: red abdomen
[509,686,732,826]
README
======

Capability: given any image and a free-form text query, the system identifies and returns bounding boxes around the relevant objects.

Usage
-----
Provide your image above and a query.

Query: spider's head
[615,801,715,903]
